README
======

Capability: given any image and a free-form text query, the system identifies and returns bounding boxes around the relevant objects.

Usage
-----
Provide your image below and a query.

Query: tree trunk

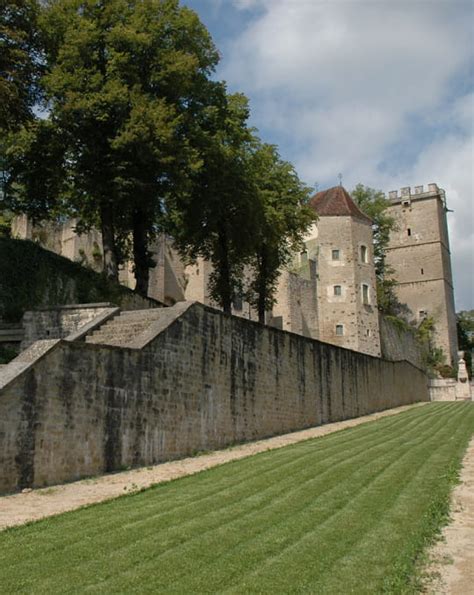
[257,251,267,324]
[132,209,150,298]
[99,201,118,282]
[218,228,232,314]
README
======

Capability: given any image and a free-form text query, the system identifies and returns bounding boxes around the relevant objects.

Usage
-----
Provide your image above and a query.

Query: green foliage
[0,403,472,593]
[351,184,402,316]
[0,344,18,364]
[2,119,70,221]
[0,0,43,131]
[0,237,142,321]
[171,92,258,313]
[416,315,449,377]
[0,209,12,237]
[245,141,314,322]
[32,0,221,287]
[457,309,473,377]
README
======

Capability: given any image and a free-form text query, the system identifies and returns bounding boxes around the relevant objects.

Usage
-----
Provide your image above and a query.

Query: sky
[184,0,474,311]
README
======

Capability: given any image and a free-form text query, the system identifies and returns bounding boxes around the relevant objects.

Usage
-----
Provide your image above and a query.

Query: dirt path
[0,403,427,531]
[425,436,474,595]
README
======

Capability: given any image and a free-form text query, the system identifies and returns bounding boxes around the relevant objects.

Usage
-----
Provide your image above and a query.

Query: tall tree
[171,92,258,314]
[0,0,42,131]
[39,0,219,288]
[246,142,314,324]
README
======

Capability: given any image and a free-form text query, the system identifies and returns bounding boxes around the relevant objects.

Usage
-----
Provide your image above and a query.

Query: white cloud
[219,0,474,308]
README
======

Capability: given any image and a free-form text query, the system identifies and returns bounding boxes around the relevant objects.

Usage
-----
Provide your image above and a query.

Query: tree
[351,184,401,315]
[457,310,474,377]
[38,0,219,289]
[245,142,314,323]
[170,92,258,314]
[0,0,43,132]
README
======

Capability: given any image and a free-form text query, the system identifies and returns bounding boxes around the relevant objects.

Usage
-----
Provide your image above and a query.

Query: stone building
[385,184,457,365]
[299,186,380,356]
[9,183,457,361]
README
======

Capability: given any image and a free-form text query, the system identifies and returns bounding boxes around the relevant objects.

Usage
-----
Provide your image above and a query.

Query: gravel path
[426,435,474,595]
[0,403,427,531]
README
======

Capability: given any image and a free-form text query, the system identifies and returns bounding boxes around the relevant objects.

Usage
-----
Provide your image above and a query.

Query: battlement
[387,183,443,202]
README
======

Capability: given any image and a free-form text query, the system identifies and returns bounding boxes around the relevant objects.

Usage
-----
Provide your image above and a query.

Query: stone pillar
[455,351,472,400]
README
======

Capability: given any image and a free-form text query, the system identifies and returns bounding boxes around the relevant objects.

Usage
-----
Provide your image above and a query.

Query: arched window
[335,324,344,336]
[333,285,342,296]
[360,245,368,263]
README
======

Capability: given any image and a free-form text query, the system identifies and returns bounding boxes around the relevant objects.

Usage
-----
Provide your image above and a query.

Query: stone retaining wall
[0,302,429,494]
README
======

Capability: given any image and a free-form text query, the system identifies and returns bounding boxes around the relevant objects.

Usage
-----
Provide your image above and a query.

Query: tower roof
[309,186,372,224]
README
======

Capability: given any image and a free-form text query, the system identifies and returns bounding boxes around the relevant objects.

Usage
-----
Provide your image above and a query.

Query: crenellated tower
[385,183,457,365]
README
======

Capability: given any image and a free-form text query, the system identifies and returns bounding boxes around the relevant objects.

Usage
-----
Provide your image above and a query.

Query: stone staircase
[84,307,182,348]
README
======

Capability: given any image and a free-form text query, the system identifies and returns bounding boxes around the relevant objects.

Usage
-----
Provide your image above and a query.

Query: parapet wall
[0,302,429,494]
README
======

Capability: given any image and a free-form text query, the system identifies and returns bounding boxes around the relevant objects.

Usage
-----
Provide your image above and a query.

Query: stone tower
[305,186,381,357]
[385,184,457,365]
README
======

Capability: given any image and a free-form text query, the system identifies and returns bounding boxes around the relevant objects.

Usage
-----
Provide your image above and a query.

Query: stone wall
[21,304,114,349]
[429,378,472,401]
[379,315,426,370]
[0,302,429,494]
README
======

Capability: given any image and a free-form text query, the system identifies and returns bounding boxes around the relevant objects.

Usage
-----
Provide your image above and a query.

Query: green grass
[0,402,472,594]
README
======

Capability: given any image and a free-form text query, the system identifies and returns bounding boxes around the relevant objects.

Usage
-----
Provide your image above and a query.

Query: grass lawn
[0,402,473,593]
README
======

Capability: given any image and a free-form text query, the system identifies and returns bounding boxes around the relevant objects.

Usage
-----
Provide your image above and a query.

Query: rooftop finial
[338,173,343,187]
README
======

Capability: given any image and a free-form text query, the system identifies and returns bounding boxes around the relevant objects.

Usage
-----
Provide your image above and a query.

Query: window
[360,245,368,263]
[407,228,411,236]
[300,250,308,265]
[421,268,424,275]
[362,284,369,304]
[333,285,342,296]
[332,249,340,260]
[335,324,344,336]
[366,329,371,337]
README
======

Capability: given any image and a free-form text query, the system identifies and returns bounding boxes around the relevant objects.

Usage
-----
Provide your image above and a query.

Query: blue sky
[184,0,474,311]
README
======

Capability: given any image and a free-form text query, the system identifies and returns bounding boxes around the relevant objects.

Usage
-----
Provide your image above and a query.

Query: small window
[366,329,371,337]
[421,268,424,275]
[407,228,411,236]
[333,285,342,296]
[362,284,369,304]
[360,245,368,263]
[332,249,340,261]
[335,324,344,336]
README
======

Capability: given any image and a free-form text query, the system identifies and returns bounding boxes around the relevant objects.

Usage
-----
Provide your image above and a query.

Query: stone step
[117,308,164,319]
[93,319,157,332]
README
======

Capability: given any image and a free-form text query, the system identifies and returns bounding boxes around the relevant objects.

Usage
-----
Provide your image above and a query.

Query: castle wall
[379,315,426,370]
[270,269,319,338]
[0,302,429,494]
[21,304,115,349]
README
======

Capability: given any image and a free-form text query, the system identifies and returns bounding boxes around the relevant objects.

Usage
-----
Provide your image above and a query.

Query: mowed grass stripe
[101,402,456,593]
[1,405,430,567]
[1,403,438,574]
[0,403,471,594]
[215,404,467,594]
[0,404,452,585]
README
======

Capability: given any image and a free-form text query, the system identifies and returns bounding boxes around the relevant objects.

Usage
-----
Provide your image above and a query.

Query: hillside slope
[0,237,153,322]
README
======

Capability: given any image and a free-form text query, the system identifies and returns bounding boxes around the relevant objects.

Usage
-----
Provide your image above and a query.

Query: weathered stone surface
[0,302,429,494]
[379,315,425,370]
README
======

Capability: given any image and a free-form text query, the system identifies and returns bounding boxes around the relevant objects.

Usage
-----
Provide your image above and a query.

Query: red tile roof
[309,186,372,224]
